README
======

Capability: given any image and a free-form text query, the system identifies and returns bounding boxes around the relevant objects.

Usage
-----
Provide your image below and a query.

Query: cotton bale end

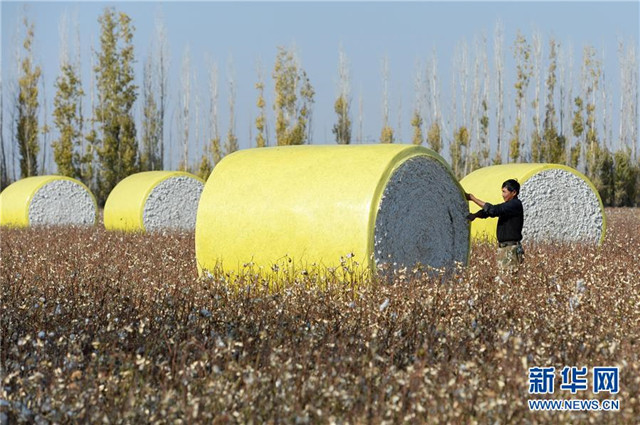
[195,144,470,278]
[460,163,605,244]
[0,175,96,228]
[103,171,205,232]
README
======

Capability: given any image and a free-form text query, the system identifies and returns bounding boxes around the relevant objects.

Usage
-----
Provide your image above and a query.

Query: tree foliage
[93,8,138,205]
[0,71,7,189]
[541,39,564,163]
[197,153,213,181]
[140,53,162,171]
[451,126,470,179]
[582,46,601,182]
[225,62,239,156]
[333,46,351,145]
[426,122,442,154]
[16,17,42,178]
[509,32,532,163]
[333,95,352,144]
[570,97,585,169]
[5,11,639,208]
[255,69,268,148]
[380,126,394,144]
[379,56,393,144]
[273,46,314,146]
[478,100,490,167]
[52,61,87,181]
[613,149,638,207]
[410,110,423,146]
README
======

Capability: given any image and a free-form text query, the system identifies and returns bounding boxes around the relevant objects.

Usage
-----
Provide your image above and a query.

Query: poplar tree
[334,96,352,144]
[426,54,442,153]
[155,12,169,170]
[273,46,314,145]
[225,59,239,155]
[411,111,424,145]
[94,8,138,204]
[209,62,222,163]
[478,100,490,167]
[0,68,8,189]
[52,60,84,178]
[179,46,191,171]
[255,62,268,147]
[411,63,424,145]
[84,36,99,193]
[40,77,50,175]
[138,12,167,172]
[379,55,394,143]
[455,40,470,172]
[197,59,220,180]
[509,31,532,163]
[470,39,481,171]
[570,96,585,169]
[450,40,471,173]
[16,17,41,178]
[300,71,315,144]
[493,21,505,164]
[477,34,490,168]
[333,45,351,144]
[530,32,542,163]
[140,51,160,171]
[582,46,602,182]
[595,147,614,206]
[542,39,564,163]
[426,122,442,153]
[614,148,638,206]
[557,42,569,164]
[450,126,469,179]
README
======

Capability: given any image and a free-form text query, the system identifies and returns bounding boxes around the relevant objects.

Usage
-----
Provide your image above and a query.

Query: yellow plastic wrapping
[195,144,467,277]
[0,175,96,228]
[103,171,204,232]
[460,163,606,244]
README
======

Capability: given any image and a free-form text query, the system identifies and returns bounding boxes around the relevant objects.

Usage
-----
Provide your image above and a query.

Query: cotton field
[1,209,639,424]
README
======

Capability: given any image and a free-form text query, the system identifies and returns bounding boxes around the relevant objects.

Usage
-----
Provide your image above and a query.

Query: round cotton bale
[0,175,96,228]
[195,144,470,277]
[460,163,606,244]
[104,171,205,232]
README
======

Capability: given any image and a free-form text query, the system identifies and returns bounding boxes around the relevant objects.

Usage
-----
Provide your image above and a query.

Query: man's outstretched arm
[466,193,486,208]
[465,193,489,221]
[466,209,489,221]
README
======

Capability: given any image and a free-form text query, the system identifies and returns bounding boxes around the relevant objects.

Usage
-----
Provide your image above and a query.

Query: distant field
[1,209,639,424]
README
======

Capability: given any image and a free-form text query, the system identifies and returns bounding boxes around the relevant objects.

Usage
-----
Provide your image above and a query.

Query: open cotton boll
[0,176,96,228]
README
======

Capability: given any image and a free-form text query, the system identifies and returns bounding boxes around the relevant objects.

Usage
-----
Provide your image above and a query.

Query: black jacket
[476,197,523,243]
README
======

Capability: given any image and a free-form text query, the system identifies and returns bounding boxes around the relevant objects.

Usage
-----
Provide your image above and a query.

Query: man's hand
[466,213,476,222]
[466,193,486,208]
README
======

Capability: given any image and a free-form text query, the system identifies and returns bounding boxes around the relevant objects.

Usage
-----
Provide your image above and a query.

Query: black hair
[502,179,520,195]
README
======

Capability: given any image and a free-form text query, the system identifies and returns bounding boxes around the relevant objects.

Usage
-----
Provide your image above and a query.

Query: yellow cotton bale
[104,171,205,232]
[460,163,606,244]
[195,144,471,277]
[0,175,96,228]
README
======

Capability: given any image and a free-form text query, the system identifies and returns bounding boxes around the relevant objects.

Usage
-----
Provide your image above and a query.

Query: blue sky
[1,1,639,174]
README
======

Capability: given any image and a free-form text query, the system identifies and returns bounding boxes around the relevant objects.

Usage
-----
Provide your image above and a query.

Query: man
[466,179,524,273]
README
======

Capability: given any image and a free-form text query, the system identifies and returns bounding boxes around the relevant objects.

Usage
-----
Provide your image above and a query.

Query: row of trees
[2,8,639,207]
